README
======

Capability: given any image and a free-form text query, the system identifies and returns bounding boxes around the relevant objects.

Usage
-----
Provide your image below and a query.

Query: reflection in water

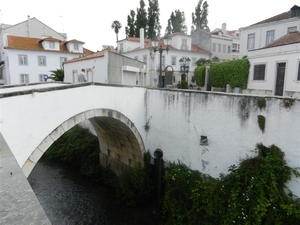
[28,158,157,225]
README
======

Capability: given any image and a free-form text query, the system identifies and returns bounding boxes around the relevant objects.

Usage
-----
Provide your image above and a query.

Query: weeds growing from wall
[162,143,300,225]
[257,97,266,110]
[282,98,296,109]
[257,115,266,133]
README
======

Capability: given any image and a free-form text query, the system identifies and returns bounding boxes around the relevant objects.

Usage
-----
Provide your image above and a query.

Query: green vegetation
[193,65,206,86]
[210,58,250,89]
[180,80,188,89]
[162,143,300,225]
[257,115,266,133]
[44,125,154,205]
[49,68,64,81]
[45,126,300,224]
[257,97,266,110]
[194,58,250,89]
[282,98,296,109]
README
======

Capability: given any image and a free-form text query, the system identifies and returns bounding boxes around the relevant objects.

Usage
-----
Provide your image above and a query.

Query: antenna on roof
[59,15,65,33]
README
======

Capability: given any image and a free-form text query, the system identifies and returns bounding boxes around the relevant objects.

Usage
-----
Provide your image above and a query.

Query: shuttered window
[254,64,266,80]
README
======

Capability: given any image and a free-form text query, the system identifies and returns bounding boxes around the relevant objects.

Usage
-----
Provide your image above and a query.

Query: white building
[0,16,93,85]
[118,29,210,87]
[63,48,147,86]
[1,35,93,85]
[192,23,240,62]
[239,5,300,58]
[246,31,300,98]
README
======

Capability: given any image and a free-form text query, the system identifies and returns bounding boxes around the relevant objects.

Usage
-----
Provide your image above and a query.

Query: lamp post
[179,57,191,84]
[152,35,172,88]
[205,60,211,91]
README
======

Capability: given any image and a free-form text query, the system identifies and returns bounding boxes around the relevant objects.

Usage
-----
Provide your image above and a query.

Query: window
[171,56,177,66]
[223,45,226,53]
[191,57,197,67]
[19,55,28,65]
[253,64,266,80]
[266,30,275,45]
[288,26,297,33]
[20,74,29,83]
[247,33,255,49]
[38,56,46,66]
[181,39,187,50]
[60,57,67,66]
[49,41,55,49]
[218,44,221,52]
[227,46,231,53]
[298,61,300,81]
[212,43,216,52]
[143,55,147,63]
[74,43,79,51]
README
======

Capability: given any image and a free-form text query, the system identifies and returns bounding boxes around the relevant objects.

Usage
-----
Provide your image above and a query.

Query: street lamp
[179,57,191,83]
[152,35,172,88]
[205,60,211,91]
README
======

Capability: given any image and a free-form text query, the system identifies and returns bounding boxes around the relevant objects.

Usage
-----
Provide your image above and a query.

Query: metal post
[159,49,163,88]
[154,148,164,214]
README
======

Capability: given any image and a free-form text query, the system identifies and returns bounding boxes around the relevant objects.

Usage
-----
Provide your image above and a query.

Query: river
[28,158,160,225]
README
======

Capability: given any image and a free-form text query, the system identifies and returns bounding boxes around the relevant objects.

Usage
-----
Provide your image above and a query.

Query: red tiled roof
[264,31,300,48]
[253,11,292,26]
[65,39,85,44]
[39,37,62,42]
[64,48,117,64]
[251,5,300,26]
[5,35,93,54]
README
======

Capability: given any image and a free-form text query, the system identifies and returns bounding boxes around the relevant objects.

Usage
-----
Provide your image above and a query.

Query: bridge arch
[22,108,146,177]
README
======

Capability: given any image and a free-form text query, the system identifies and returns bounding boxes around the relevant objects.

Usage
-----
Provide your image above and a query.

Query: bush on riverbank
[162,143,300,225]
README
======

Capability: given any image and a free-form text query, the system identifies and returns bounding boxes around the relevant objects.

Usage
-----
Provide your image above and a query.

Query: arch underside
[22,108,146,177]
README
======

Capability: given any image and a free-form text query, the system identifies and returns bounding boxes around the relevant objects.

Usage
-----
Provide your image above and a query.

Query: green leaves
[162,144,300,225]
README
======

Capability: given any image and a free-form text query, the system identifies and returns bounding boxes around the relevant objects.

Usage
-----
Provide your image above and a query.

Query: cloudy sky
[0,0,297,52]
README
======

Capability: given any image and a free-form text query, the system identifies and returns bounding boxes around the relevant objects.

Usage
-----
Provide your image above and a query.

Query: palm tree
[111,20,122,42]
[49,68,64,81]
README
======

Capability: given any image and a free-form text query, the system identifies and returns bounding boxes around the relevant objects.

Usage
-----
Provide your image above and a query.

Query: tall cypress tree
[191,0,210,33]
[165,10,187,35]
[135,0,148,37]
[147,0,161,39]
[125,10,136,37]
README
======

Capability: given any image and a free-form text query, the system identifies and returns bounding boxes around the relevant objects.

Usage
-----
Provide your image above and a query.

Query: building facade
[239,5,300,58]
[63,49,147,86]
[117,29,210,87]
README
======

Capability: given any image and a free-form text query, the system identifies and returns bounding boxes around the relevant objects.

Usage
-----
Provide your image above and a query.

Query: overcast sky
[0,0,297,52]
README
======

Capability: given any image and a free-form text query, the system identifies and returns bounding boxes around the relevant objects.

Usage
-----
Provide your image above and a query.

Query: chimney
[27,15,31,37]
[140,28,144,49]
[222,23,226,34]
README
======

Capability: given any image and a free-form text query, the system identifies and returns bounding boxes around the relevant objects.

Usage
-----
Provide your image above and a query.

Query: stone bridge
[1,82,299,224]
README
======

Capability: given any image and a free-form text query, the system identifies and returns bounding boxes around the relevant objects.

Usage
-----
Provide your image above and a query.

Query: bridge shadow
[22,108,146,177]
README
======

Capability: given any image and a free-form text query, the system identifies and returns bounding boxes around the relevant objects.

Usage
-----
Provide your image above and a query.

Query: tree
[125,10,136,37]
[135,0,148,37]
[111,20,122,42]
[147,0,161,38]
[191,0,210,33]
[165,10,187,35]
[49,68,64,81]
